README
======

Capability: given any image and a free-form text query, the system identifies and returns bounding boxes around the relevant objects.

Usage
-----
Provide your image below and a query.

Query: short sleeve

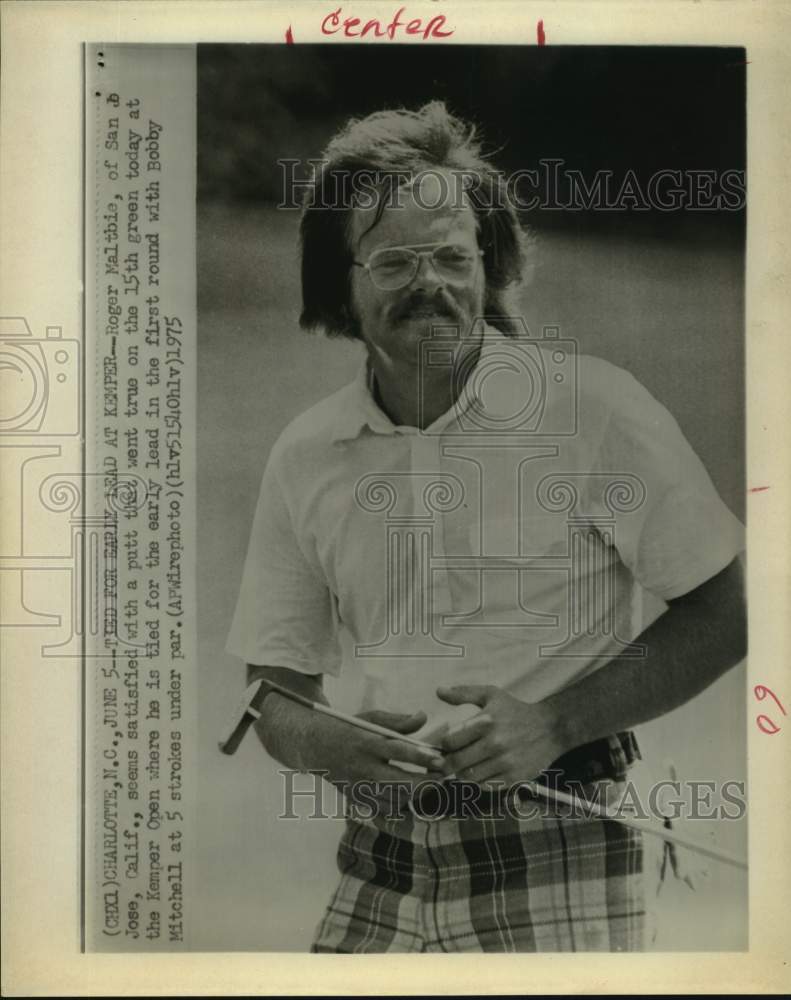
[225,457,341,675]
[590,370,744,601]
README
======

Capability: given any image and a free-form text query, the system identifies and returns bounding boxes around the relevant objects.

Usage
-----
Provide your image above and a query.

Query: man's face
[348,177,485,368]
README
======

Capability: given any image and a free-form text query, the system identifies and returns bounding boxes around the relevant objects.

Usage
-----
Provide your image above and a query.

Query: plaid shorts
[311,736,645,953]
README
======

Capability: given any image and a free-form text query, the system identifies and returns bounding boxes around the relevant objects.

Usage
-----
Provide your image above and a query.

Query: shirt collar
[329,359,394,443]
[330,323,510,444]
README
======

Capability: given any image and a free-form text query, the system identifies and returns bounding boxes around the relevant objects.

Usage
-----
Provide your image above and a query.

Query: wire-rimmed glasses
[352,242,484,291]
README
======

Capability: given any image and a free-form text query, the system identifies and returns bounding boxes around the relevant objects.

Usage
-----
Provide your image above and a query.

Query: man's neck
[367,338,482,430]
[370,366,449,430]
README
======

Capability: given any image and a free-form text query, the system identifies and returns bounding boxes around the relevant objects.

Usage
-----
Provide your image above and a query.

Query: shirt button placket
[407,432,453,617]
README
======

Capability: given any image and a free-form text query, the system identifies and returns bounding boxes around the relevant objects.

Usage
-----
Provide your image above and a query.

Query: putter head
[218,678,267,755]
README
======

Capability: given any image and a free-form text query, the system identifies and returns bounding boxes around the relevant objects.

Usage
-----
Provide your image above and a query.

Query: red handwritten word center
[321,6,454,40]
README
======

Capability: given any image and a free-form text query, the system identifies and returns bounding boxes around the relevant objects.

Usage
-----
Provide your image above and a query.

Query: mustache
[393,292,463,322]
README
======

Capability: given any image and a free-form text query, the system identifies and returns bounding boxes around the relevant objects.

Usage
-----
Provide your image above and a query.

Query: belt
[549,730,641,786]
[410,731,641,820]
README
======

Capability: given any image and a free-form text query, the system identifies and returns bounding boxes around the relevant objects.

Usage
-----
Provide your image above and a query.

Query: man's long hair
[298,101,530,340]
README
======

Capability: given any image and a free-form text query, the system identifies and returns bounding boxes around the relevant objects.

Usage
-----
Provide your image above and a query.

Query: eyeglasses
[352,242,484,291]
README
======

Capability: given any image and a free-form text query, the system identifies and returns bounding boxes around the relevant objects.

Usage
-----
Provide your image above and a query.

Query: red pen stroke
[748,485,770,493]
[537,19,546,45]
[755,684,786,735]
[285,24,294,45]
[755,685,787,714]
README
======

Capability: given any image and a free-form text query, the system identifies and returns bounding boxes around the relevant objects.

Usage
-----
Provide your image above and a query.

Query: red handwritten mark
[748,485,770,493]
[755,684,786,735]
[320,7,453,39]
[285,25,294,44]
[758,716,781,735]
[537,19,546,45]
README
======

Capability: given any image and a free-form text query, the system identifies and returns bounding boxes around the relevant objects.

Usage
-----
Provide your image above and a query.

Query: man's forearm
[246,664,327,770]
[546,558,747,753]
[244,665,439,794]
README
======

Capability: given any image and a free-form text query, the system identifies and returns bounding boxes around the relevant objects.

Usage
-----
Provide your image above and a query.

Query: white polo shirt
[226,328,744,730]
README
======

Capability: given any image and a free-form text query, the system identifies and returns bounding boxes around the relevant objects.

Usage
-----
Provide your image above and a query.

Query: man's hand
[257,689,445,809]
[305,707,444,785]
[437,685,565,789]
[437,559,746,791]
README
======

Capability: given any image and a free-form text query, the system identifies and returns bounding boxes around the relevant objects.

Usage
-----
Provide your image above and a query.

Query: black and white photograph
[200,42,748,952]
[2,2,790,995]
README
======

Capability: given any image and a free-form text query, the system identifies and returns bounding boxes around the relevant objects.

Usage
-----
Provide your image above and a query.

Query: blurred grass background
[194,46,747,951]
